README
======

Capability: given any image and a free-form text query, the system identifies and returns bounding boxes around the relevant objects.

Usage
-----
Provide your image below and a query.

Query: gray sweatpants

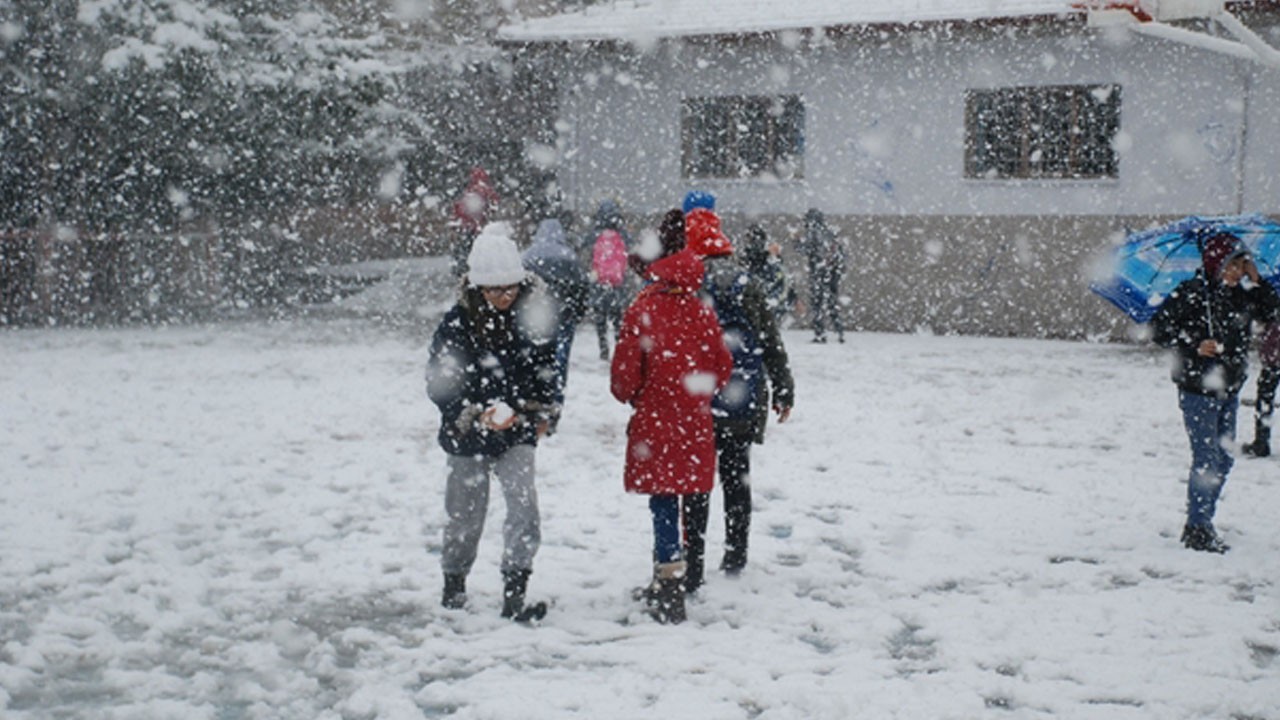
[441,444,541,577]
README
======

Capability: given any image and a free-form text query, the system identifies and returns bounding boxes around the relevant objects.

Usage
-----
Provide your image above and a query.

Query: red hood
[645,249,705,293]
[468,166,492,188]
[685,208,733,257]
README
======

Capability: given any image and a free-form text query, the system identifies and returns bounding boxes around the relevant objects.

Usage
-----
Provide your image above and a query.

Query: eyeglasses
[481,284,520,298]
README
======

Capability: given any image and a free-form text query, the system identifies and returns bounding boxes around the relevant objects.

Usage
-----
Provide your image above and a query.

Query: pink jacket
[592,230,628,287]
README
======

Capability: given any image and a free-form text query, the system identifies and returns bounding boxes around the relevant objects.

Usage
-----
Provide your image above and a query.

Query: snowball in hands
[482,401,517,430]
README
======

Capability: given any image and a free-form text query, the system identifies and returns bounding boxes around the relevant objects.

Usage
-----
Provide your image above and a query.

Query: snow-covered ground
[3,267,1280,719]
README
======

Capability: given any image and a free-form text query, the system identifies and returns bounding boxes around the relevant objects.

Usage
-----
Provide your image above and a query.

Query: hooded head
[682,190,716,215]
[1201,232,1247,280]
[594,199,623,231]
[524,218,576,266]
[467,223,527,287]
[531,218,568,249]
[644,248,706,293]
[685,208,733,258]
[742,223,769,268]
[468,166,492,188]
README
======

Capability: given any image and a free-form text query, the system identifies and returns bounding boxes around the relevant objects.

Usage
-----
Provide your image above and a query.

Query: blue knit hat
[682,190,716,214]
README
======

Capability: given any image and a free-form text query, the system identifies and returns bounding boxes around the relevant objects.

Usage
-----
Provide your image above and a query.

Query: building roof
[497,0,1083,43]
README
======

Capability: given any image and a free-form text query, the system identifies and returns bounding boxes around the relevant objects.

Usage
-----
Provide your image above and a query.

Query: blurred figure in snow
[586,199,631,360]
[742,222,797,328]
[1243,320,1280,458]
[449,167,501,278]
[611,247,732,624]
[800,208,846,343]
[426,223,558,621]
[1150,232,1280,553]
[522,217,590,414]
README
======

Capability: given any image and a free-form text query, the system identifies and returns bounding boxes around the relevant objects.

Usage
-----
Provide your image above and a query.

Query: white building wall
[555,23,1275,220]
[1243,63,1280,212]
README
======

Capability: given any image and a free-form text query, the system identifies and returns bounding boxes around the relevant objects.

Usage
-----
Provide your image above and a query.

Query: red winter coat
[452,167,500,234]
[611,250,733,495]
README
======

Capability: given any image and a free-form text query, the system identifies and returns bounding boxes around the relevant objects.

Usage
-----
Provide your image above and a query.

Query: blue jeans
[649,495,682,563]
[1178,390,1238,528]
[551,322,576,405]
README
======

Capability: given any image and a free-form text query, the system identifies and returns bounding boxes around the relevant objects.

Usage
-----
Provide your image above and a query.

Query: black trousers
[810,271,843,341]
[683,424,753,587]
[1255,364,1279,428]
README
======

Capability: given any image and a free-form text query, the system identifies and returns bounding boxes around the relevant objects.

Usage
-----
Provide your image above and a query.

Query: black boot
[722,517,750,576]
[1243,422,1271,457]
[681,493,710,595]
[442,573,467,609]
[501,569,547,622]
[650,561,687,624]
[684,553,704,596]
[1181,524,1230,554]
[720,551,747,576]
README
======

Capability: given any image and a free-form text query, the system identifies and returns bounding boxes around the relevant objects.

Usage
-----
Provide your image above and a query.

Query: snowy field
[3,292,1280,719]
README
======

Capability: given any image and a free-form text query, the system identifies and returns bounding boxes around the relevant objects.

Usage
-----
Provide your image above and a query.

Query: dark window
[681,95,805,180]
[965,84,1120,180]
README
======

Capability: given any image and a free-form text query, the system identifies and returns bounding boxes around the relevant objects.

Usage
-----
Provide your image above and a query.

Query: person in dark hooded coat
[682,197,795,592]
[1150,232,1280,553]
[523,217,590,411]
[742,223,796,327]
[800,208,846,343]
[1242,319,1280,458]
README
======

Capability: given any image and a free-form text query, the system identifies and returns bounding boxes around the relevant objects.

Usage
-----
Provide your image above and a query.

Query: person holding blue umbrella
[1150,232,1280,553]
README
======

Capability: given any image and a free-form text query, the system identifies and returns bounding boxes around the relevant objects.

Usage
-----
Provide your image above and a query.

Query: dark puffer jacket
[426,280,559,456]
[703,255,795,443]
[1151,274,1280,397]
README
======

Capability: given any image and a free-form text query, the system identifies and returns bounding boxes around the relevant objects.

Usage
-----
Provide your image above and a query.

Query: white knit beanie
[467,223,527,286]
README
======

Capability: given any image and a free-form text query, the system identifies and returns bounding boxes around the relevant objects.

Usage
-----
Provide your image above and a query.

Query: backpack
[707,270,765,421]
[591,230,628,287]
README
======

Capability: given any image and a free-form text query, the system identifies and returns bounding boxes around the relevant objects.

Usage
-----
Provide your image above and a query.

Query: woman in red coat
[611,248,732,623]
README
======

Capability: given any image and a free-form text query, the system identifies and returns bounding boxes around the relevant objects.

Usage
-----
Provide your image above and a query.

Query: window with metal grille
[681,95,805,180]
[965,84,1120,180]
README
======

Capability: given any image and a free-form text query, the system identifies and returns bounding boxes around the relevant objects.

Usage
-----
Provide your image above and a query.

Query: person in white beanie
[426,223,558,621]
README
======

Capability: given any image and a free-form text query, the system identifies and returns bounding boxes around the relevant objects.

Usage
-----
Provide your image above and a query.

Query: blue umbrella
[1089,213,1280,323]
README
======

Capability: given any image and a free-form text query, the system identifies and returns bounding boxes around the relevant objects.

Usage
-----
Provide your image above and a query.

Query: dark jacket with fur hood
[426,278,559,456]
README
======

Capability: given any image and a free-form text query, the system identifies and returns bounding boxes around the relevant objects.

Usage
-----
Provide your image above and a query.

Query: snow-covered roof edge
[496,1,1083,44]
